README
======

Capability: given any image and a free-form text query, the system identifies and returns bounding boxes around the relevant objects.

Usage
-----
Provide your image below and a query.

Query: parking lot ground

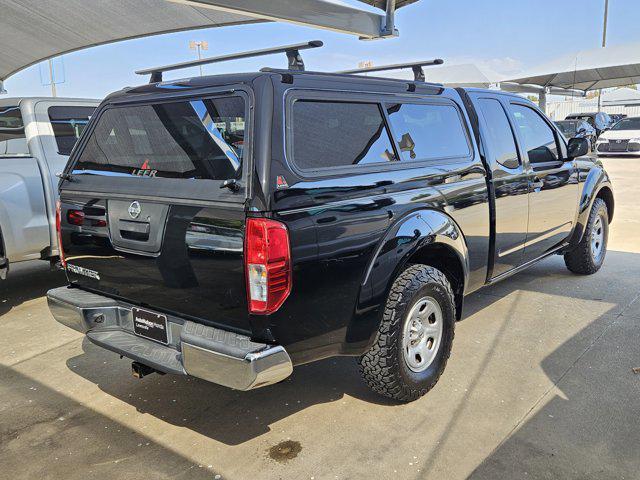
[1,156,639,480]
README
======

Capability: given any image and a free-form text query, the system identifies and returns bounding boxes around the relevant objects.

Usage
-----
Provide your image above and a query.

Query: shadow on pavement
[468,305,640,479]
[65,251,640,456]
[67,340,391,446]
[0,364,215,480]
[0,261,66,317]
[463,250,640,479]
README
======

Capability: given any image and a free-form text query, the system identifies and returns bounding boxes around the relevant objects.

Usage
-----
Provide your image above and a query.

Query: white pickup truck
[0,97,99,279]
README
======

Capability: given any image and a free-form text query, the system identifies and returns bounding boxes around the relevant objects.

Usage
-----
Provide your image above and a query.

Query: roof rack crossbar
[136,40,323,83]
[336,59,444,82]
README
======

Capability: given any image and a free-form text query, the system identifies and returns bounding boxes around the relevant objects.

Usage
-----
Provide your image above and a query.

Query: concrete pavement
[1,156,638,480]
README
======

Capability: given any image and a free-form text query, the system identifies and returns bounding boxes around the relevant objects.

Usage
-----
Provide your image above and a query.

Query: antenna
[136,40,324,83]
[336,59,444,82]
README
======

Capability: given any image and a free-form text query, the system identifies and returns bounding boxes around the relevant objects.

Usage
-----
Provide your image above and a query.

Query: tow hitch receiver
[131,361,160,379]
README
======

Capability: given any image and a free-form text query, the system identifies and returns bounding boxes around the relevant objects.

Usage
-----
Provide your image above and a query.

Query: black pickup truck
[47,49,613,402]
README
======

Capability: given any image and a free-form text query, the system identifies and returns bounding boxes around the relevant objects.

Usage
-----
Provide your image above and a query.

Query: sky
[4,0,640,99]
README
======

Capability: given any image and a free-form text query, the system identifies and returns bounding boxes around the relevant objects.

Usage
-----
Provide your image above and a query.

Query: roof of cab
[104,69,453,104]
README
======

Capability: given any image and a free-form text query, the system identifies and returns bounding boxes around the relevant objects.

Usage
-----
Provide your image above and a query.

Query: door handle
[531,176,544,192]
[119,220,150,234]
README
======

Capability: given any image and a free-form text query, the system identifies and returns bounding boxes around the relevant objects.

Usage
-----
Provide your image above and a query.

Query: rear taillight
[244,218,291,315]
[55,201,66,267]
[67,209,85,226]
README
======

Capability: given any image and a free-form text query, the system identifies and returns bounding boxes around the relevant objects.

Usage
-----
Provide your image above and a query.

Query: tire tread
[359,264,455,402]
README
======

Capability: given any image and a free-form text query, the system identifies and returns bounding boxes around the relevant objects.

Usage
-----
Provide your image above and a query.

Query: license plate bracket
[132,307,168,344]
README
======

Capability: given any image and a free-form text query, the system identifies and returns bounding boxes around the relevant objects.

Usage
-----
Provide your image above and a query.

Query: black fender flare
[343,209,469,353]
[567,165,614,249]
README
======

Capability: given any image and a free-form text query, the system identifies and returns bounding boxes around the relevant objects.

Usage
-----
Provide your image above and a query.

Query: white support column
[538,90,547,114]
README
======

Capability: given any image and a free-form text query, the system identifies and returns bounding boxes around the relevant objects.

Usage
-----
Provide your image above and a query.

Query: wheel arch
[568,165,614,249]
[405,242,466,321]
[345,209,469,354]
[596,185,614,223]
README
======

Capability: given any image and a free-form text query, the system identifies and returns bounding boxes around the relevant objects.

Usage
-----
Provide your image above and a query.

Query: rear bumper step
[47,286,293,390]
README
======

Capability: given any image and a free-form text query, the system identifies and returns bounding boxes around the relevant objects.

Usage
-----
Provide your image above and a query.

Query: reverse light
[55,201,66,267]
[244,218,291,315]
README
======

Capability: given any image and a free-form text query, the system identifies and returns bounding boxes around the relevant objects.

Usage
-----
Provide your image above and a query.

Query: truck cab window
[48,106,96,156]
[291,100,396,171]
[0,106,28,156]
[385,102,470,162]
[510,104,559,165]
[477,98,520,168]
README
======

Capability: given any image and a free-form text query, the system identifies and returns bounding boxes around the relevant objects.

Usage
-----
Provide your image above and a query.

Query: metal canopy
[505,42,640,92]
[0,0,414,91]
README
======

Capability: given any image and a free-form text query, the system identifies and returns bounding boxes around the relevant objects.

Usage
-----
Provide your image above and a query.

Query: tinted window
[74,96,245,180]
[386,103,470,162]
[478,99,519,168]
[611,117,640,131]
[510,104,559,165]
[568,115,596,128]
[291,100,396,170]
[555,121,578,136]
[48,106,95,155]
[0,106,28,155]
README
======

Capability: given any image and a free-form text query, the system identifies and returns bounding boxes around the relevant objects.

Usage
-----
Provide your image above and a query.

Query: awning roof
[602,87,640,106]
[0,0,412,84]
[505,42,640,91]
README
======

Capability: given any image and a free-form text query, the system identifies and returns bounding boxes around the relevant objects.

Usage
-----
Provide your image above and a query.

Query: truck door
[33,100,96,254]
[472,95,529,278]
[507,102,579,262]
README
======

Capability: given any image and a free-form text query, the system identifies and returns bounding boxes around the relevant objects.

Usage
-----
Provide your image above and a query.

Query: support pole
[598,0,609,112]
[380,0,398,38]
[538,90,547,114]
[48,59,57,97]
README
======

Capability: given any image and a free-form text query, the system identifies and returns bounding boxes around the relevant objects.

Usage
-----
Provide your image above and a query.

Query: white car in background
[596,116,640,156]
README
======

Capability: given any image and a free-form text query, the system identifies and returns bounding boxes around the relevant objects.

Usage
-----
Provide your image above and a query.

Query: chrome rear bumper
[47,286,292,390]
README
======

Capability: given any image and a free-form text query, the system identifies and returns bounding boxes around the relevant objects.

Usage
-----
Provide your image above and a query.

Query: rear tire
[359,264,455,402]
[564,198,608,275]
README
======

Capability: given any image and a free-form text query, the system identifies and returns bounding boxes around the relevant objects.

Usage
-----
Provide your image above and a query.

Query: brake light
[244,218,291,314]
[55,201,66,267]
[67,209,85,226]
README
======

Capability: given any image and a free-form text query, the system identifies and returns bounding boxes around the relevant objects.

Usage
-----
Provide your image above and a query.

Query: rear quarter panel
[263,81,490,364]
[0,156,50,261]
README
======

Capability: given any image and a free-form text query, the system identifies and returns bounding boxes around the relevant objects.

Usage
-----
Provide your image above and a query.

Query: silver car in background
[0,97,99,279]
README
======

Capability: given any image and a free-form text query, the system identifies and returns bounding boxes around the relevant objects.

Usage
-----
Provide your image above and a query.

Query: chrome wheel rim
[402,296,443,373]
[591,215,605,263]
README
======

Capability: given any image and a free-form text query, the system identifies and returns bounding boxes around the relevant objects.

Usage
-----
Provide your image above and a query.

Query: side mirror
[399,133,417,159]
[568,137,589,158]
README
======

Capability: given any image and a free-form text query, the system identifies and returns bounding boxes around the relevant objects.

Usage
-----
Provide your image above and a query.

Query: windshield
[567,115,595,127]
[611,117,640,131]
[73,96,245,180]
[556,121,578,135]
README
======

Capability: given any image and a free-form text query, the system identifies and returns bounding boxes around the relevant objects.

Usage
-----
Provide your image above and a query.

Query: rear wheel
[564,198,608,274]
[359,264,455,402]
